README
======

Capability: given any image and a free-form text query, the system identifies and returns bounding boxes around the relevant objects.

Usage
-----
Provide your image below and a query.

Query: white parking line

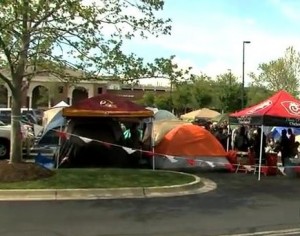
[218,227,300,236]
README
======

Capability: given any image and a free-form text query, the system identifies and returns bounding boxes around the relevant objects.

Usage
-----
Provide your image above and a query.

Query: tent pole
[227,122,231,151]
[56,124,63,169]
[258,125,264,181]
[150,117,155,170]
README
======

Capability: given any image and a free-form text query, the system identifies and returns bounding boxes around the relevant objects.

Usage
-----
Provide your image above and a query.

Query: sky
[121,0,300,86]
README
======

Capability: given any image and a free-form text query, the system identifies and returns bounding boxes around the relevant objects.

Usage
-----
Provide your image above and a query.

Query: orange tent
[155,124,226,157]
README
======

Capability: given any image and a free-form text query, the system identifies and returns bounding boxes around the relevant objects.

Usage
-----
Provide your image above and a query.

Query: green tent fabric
[154,110,177,120]
[210,113,229,124]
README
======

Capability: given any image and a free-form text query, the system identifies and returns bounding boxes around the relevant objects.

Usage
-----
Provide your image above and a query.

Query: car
[0,125,11,159]
[0,124,33,159]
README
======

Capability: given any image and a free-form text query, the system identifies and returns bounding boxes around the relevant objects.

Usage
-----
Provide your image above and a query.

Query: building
[0,72,170,108]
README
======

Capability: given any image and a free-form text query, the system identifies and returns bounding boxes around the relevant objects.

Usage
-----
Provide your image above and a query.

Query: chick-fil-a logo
[281,101,300,116]
[247,100,272,114]
[99,99,117,108]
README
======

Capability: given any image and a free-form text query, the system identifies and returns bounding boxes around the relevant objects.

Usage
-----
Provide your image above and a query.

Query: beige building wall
[0,74,169,108]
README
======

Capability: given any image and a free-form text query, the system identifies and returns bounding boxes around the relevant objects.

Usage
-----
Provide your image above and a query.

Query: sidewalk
[0,174,217,201]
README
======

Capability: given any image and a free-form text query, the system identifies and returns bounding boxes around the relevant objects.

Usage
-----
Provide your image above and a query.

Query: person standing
[234,126,249,152]
[287,128,295,153]
[279,129,290,166]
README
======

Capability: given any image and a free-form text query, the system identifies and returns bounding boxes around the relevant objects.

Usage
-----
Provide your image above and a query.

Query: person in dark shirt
[279,129,290,166]
[215,127,228,150]
[234,126,249,152]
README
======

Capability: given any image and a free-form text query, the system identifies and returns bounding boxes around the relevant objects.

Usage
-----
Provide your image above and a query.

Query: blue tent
[154,110,177,121]
[271,127,300,140]
[37,110,66,146]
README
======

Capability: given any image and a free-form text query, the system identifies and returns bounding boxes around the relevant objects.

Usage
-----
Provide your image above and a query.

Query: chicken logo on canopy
[247,100,272,114]
[281,101,300,115]
[99,99,117,108]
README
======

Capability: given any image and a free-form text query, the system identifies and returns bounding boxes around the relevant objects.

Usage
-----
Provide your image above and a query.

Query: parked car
[0,125,11,159]
[0,124,34,159]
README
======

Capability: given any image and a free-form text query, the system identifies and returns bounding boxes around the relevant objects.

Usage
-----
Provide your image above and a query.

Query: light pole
[242,40,251,109]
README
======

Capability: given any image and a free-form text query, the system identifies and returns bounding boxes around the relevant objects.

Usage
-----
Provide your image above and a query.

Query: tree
[215,70,242,112]
[190,74,213,109]
[246,86,273,107]
[139,55,194,111]
[0,0,174,163]
[249,46,300,96]
[154,94,171,110]
[142,92,155,107]
[172,82,193,114]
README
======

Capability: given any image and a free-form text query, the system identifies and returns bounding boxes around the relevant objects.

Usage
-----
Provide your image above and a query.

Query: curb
[0,172,217,201]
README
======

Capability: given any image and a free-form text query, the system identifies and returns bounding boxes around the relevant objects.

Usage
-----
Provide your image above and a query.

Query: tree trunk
[9,81,23,163]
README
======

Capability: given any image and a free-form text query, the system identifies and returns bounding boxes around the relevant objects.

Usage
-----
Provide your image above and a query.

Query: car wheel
[0,140,9,159]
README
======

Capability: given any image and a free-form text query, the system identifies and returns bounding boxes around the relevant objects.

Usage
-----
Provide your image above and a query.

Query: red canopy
[229,90,300,127]
[62,93,153,118]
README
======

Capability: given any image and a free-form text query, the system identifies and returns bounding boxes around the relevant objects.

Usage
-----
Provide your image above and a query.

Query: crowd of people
[203,121,299,167]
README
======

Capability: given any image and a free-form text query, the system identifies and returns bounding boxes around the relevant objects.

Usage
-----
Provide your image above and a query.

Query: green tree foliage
[246,86,273,106]
[142,92,155,107]
[249,46,300,96]
[172,82,193,113]
[215,70,242,112]
[190,75,213,109]
[139,92,172,111]
[0,0,176,163]
[154,94,171,110]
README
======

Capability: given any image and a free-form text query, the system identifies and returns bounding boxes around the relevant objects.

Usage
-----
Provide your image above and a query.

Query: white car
[0,125,11,159]
[0,124,31,159]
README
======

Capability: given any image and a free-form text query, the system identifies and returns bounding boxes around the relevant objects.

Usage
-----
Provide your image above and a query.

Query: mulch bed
[0,160,54,183]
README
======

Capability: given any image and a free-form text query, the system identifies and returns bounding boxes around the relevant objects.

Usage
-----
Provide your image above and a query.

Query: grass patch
[0,168,195,189]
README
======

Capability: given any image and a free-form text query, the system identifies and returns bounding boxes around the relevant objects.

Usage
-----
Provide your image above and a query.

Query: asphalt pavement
[0,171,299,236]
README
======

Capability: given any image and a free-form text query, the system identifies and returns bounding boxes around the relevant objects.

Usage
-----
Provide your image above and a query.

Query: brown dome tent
[59,94,153,168]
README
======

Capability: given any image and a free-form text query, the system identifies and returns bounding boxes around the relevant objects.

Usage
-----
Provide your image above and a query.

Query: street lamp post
[242,40,251,109]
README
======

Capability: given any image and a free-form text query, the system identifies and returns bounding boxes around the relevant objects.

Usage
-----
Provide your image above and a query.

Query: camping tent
[43,101,69,127]
[229,90,300,126]
[53,101,69,108]
[146,108,177,121]
[180,108,220,120]
[63,93,153,118]
[270,127,300,141]
[154,110,177,121]
[229,90,300,180]
[154,124,229,169]
[36,108,66,146]
[59,94,154,168]
[210,113,229,124]
[153,119,191,145]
